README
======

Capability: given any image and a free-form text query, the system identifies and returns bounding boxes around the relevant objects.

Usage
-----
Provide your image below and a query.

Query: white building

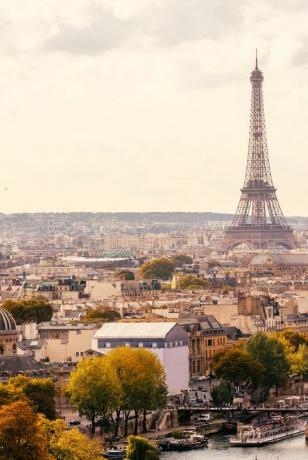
[92,322,189,395]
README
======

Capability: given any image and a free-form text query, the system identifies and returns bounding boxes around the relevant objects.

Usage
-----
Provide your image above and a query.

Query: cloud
[0,0,306,213]
[44,0,247,56]
[292,36,308,66]
[139,0,245,46]
[46,6,134,55]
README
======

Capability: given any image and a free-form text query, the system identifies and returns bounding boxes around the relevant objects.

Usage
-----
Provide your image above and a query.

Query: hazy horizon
[0,1,307,214]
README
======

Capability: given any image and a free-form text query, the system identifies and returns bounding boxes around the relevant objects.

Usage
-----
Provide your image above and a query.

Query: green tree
[3,298,53,324]
[171,254,193,267]
[127,435,159,460]
[67,356,121,436]
[212,347,263,389]
[0,400,50,460]
[117,270,135,280]
[210,381,233,406]
[83,306,121,323]
[246,332,290,395]
[9,375,56,420]
[140,258,175,281]
[178,275,208,290]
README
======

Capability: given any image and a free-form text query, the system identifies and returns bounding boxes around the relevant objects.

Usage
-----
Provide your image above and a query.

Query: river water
[162,434,308,460]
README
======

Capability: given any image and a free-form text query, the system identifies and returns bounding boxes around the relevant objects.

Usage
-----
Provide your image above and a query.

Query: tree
[40,416,102,460]
[290,344,308,378]
[2,298,53,324]
[170,254,193,267]
[127,435,159,460]
[128,348,167,434]
[0,383,15,407]
[279,330,307,351]
[212,347,263,389]
[52,429,102,460]
[117,270,135,280]
[0,400,50,460]
[246,332,290,395]
[67,356,121,436]
[8,375,56,420]
[210,381,233,406]
[178,275,208,290]
[140,258,175,281]
[83,306,121,323]
[105,347,167,436]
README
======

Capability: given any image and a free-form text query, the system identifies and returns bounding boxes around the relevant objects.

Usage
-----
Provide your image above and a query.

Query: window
[208,339,212,346]
[138,343,143,348]
[106,343,111,348]
[152,342,157,348]
[76,352,79,357]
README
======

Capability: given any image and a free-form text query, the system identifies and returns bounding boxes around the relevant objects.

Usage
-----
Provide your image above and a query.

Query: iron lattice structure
[224,55,296,250]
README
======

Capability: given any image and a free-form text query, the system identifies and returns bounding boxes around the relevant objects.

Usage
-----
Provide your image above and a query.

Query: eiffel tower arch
[223,53,297,251]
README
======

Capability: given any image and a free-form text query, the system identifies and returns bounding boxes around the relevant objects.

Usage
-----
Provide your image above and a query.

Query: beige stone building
[0,307,17,356]
[180,315,228,377]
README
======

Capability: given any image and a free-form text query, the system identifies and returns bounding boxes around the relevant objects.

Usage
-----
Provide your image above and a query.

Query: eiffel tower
[223,53,296,251]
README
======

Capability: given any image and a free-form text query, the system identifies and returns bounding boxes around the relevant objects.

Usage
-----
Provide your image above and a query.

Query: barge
[230,416,306,447]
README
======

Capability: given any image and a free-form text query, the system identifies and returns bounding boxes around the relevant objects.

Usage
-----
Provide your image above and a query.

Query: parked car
[69,419,81,426]
[196,413,211,423]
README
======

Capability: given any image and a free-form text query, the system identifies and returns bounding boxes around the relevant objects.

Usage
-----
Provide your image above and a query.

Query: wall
[85,281,120,301]
[156,346,189,395]
[203,304,238,324]
[92,341,189,395]
[44,329,95,362]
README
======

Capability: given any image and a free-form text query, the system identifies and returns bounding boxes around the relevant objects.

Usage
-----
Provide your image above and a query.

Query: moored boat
[159,433,208,452]
[103,448,126,459]
[230,416,306,447]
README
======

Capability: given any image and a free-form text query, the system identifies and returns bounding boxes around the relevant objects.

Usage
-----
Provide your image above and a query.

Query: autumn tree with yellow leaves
[105,347,167,436]
[0,399,103,460]
[67,355,122,436]
[40,416,102,460]
[67,347,167,437]
[0,400,51,460]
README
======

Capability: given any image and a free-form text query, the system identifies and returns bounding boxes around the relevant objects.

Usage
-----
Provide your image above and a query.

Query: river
[162,434,308,460]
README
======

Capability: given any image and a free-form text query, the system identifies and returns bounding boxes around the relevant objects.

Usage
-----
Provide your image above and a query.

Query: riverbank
[144,419,226,441]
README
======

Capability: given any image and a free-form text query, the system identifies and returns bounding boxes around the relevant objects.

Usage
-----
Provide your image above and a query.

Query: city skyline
[0,0,307,213]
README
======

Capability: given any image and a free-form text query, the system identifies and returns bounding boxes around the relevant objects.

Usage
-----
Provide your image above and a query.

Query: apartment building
[180,315,228,377]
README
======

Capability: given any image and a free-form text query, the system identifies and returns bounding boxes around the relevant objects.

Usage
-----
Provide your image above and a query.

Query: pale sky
[0,0,307,214]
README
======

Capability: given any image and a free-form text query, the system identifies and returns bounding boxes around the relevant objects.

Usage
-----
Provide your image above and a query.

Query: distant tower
[223,52,296,251]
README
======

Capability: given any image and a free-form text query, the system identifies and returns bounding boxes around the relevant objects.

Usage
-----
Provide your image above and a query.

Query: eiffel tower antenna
[223,53,297,251]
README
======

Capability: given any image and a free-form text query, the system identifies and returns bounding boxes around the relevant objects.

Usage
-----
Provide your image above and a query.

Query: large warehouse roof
[94,322,177,339]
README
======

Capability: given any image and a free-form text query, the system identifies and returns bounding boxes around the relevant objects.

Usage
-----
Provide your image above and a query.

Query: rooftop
[94,322,178,339]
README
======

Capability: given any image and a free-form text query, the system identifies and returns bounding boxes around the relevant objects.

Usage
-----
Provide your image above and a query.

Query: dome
[0,308,16,332]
